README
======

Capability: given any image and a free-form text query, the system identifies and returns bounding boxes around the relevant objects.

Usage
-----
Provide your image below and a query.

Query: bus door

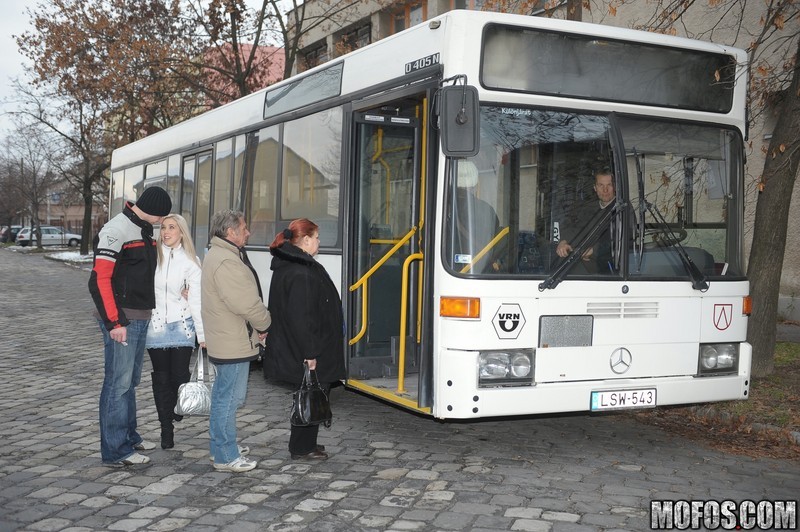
[346,95,432,414]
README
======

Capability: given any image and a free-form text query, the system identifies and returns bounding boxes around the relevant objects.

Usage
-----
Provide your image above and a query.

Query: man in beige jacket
[201,210,271,472]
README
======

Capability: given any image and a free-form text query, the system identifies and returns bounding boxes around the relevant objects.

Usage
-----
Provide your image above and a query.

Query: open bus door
[345,91,433,415]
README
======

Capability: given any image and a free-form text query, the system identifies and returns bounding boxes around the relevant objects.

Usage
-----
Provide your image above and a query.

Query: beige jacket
[201,236,271,363]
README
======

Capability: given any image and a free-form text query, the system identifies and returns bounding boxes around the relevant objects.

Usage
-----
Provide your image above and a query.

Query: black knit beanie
[135,187,172,217]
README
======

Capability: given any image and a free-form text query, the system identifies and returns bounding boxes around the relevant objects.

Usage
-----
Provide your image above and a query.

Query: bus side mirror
[439,85,480,157]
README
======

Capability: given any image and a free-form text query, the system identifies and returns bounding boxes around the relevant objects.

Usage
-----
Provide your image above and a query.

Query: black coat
[263,243,346,385]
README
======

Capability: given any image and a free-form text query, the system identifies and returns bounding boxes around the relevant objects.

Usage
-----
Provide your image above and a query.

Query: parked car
[0,225,22,243]
[16,226,81,247]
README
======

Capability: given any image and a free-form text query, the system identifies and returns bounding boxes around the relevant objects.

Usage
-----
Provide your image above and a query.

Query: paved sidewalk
[1,248,798,532]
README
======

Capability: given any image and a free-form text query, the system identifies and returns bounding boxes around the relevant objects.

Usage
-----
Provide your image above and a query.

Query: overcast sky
[0,0,33,137]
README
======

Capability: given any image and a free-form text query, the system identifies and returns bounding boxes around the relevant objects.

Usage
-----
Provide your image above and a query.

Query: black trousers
[288,382,330,455]
[148,346,193,380]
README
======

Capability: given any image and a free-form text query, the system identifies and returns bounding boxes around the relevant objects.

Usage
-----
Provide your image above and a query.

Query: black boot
[152,371,175,449]
[160,423,174,449]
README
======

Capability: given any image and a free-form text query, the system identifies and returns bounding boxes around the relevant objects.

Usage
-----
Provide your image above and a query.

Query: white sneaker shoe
[117,452,151,465]
[210,445,250,462]
[213,456,257,472]
[134,440,156,451]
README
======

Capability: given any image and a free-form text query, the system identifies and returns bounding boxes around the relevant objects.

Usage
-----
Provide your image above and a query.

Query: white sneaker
[134,440,156,451]
[210,445,250,462]
[213,456,257,472]
[117,452,151,465]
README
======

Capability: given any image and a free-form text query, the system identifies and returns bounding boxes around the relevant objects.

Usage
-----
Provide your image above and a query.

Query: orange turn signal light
[440,296,480,318]
[742,296,752,316]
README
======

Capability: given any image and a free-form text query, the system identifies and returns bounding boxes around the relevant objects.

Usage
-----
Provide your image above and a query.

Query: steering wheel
[644,226,688,247]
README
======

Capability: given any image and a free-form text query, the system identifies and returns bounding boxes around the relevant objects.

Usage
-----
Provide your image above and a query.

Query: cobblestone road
[1,248,797,531]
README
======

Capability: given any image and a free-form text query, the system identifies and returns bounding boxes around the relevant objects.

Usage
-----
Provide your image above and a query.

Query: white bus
[110,10,751,419]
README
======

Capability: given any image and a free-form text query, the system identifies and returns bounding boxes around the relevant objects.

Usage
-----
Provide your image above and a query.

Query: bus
[109,10,751,419]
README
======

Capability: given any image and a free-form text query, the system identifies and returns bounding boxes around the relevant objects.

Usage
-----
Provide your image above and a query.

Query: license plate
[591,388,657,411]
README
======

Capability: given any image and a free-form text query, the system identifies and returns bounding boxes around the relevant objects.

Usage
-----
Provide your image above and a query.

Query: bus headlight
[510,353,532,377]
[698,343,739,375]
[478,349,534,387]
[479,353,511,378]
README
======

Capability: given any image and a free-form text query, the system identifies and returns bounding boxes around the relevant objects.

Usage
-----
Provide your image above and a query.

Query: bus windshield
[444,106,744,280]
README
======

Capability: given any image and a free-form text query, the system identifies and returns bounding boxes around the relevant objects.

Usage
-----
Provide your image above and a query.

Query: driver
[556,169,616,274]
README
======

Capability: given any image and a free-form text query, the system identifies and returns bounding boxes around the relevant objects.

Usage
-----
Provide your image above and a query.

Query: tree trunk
[81,189,94,256]
[746,39,800,377]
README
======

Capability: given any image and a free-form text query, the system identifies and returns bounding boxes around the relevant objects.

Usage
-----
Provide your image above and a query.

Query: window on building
[303,43,329,71]
[453,0,485,9]
[340,24,371,54]
[393,2,426,34]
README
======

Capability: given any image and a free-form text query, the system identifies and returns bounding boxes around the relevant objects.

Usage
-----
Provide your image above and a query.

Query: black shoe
[316,445,325,452]
[173,413,183,422]
[291,449,328,460]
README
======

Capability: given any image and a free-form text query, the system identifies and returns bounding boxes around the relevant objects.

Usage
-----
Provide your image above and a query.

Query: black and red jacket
[88,203,158,330]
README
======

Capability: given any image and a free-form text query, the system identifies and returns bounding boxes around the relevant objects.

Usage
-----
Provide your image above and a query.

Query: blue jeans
[209,361,250,464]
[98,319,149,463]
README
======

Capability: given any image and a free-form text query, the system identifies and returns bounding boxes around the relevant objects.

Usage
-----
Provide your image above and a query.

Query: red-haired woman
[263,218,345,460]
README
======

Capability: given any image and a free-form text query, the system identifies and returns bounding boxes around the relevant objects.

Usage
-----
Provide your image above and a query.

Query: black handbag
[290,362,332,427]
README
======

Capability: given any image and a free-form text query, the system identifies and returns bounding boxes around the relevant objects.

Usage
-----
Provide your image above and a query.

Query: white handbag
[175,347,215,416]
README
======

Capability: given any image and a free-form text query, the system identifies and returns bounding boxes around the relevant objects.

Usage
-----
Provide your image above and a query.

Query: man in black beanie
[89,186,172,466]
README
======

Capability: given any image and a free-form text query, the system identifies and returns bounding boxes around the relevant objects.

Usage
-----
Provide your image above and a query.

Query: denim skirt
[146,318,196,349]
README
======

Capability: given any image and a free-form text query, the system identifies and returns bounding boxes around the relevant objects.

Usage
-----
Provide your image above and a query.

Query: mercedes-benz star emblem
[610,348,633,374]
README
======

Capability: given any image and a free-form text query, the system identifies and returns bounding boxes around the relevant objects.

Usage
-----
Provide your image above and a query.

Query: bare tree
[747,37,800,376]
[2,121,61,250]
[9,79,117,255]
[175,0,284,105]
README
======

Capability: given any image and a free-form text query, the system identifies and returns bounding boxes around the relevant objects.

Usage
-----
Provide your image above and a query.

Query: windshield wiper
[642,204,708,291]
[633,151,646,271]
[631,151,708,291]
[538,203,619,291]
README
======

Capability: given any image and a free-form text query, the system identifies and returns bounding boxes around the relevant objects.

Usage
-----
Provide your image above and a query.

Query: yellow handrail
[398,252,423,393]
[349,226,417,345]
[350,227,416,291]
[348,282,368,346]
[459,226,510,274]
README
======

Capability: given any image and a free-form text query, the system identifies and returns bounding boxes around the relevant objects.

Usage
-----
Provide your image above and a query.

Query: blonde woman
[146,214,205,449]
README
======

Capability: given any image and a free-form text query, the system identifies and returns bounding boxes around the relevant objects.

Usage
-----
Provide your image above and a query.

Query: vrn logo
[492,304,526,339]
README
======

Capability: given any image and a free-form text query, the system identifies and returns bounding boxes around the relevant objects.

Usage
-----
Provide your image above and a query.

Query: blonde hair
[157,214,201,267]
